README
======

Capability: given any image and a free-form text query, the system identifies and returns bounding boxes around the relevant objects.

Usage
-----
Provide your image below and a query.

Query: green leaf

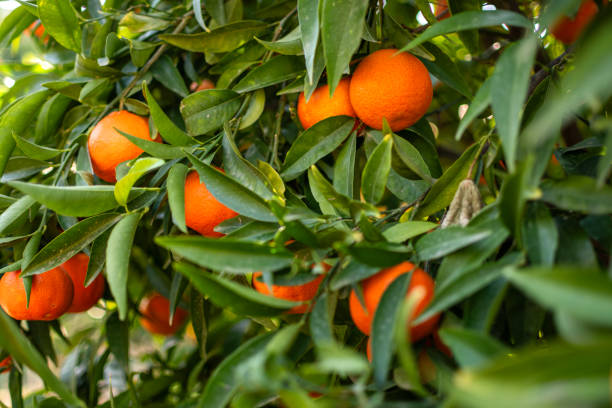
[371,273,411,388]
[8,182,149,217]
[417,252,523,324]
[143,82,196,146]
[0,90,50,177]
[333,132,356,197]
[522,10,612,149]
[156,236,292,273]
[233,55,305,93]
[238,89,266,129]
[330,260,379,290]
[198,332,274,408]
[400,10,532,52]
[151,55,189,98]
[439,327,508,368]
[282,116,354,181]
[38,0,82,52]
[167,163,189,233]
[452,341,612,408]
[382,221,437,243]
[106,212,142,320]
[362,134,393,204]
[106,312,129,371]
[540,176,612,215]
[455,77,492,140]
[310,292,335,347]
[499,157,531,236]
[321,0,368,94]
[0,6,36,48]
[116,128,188,159]
[504,266,612,327]
[522,202,558,266]
[175,262,297,316]
[0,311,86,408]
[20,214,122,278]
[222,128,274,200]
[180,89,242,136]
[114,158,165,207]
[0,196,37,235]
[298,0,320,82]
[414,225,493,261]
[255,27,303,55]
[202,0,226,24]
[421,42,472,98]
[160,20,267,53]
[85,229,111,287]
[187,153,276,222]
[392,134,434,183]
[347,241,411,267]
[490,36,537,172]
[414,139,483,219]
[34,94,72,144]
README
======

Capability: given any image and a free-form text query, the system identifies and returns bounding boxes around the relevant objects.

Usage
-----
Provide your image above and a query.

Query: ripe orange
[434,0,450,20]
[349,49,433,132]
[88,110,156,183]
[190,79,216,92]
[349,262,439,341]
[184,170,238,237]
[252,263,330,314]
[0,356,11,374]
[551,0,604,44]
[0,268,74,321]
[139,293,188,336]
[59,253,105,313]
[297,77,356,130]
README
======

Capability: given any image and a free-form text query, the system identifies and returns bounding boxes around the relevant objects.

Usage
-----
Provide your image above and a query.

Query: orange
[88,110,156,183]
[349,49,433,132]
[0,268,74,321]
[551,0,604,44]
[297,77,356,130]
[139,293,188,336]
[349,262,439,341]
[434,0,450,20]
[252,263,330,314]
[59,253,105,313]
[0,356,11,374]
[184,170,238,237]
[190,79,216,92]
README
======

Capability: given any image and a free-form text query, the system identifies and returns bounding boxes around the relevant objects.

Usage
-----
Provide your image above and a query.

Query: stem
[269,94,286,167]
[262,7,297,63]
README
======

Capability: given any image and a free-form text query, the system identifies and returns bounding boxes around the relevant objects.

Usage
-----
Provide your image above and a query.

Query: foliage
[0,0,611,407]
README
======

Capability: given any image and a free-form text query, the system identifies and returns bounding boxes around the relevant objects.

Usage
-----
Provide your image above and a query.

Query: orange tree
[0,0,611,407]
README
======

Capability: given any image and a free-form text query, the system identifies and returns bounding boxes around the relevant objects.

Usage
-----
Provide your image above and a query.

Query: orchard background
[0,0,611,407]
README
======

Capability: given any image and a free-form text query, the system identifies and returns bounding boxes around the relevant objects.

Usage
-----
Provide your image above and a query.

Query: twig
[269,94,286,167]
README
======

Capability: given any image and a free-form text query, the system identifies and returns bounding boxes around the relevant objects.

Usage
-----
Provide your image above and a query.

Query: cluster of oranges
[298,48,433,133]
[0,253,104,322]
[87,82,237,238]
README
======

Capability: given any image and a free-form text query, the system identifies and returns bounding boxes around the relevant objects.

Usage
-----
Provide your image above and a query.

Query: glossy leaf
[282,116,354,181]
[321,0,368,93]
[167,163,189,233]
[106,212,142,320]
[21,214,122,278]
[298,0,319,82]
[143,82,196,146]
[156,236,292,273]
[362,134,393,204]
[38,0,82,52]
[400,10,532,51]
[8,182,148,217]
[180,89,242,136]
[233,55,305,93]
[114,158,165,207]
[160,21,267,53]
[187,153,276,222]
[175,262,298,315]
